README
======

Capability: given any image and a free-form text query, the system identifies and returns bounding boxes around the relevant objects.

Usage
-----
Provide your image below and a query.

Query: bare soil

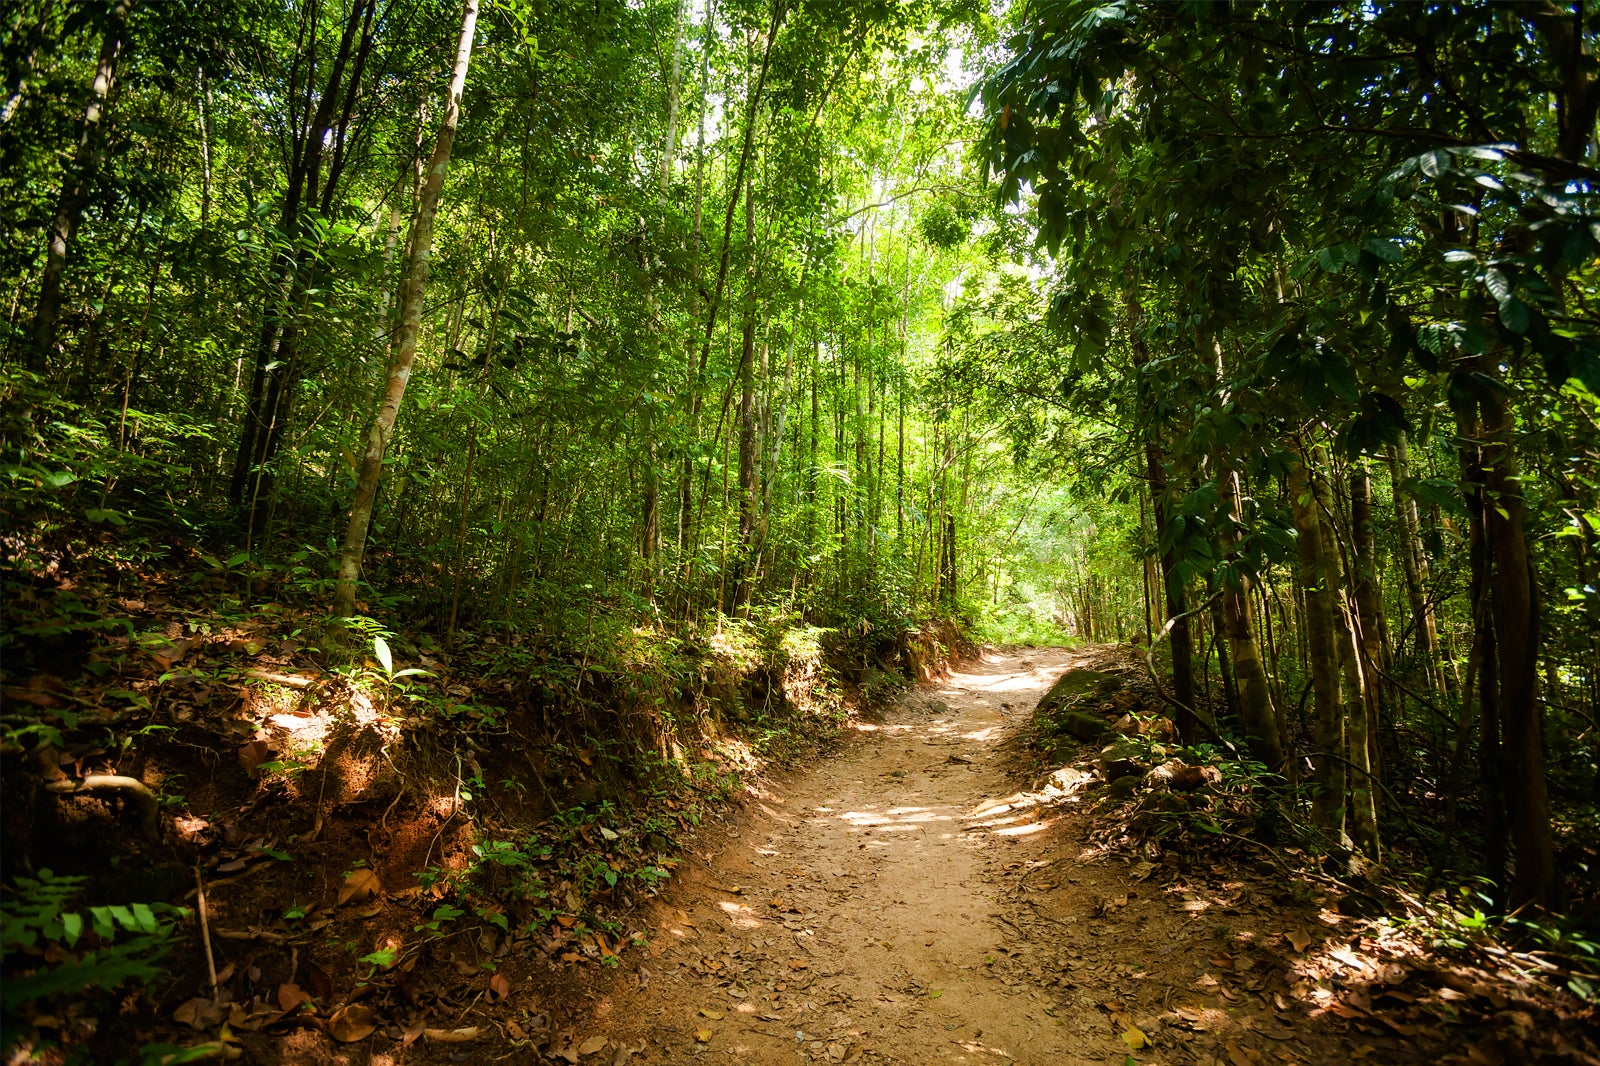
[573,647,1327,1064]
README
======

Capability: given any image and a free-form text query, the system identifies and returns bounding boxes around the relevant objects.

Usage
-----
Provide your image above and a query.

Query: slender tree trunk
[446,429,478,640]
[1126,290,1197,739]
[230,0,373,523]
[661,0,684,195]
[640,0,683,581]
[1389,436,1447,693]
[29,0,129,373]
[730,174,759,610]
[332,0,479,618]
[1218,467,1285,770]
[1289,445,1346,834]
[692,0,784,429]
[1347,458,1383,859]
[677,0,714,555]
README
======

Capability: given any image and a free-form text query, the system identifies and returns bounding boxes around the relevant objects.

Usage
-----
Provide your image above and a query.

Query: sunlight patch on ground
[838,807,951,829]
[718,901,763,928]
[952,1039,1012,1059]
[992,818,1053,837]
[946,670,1053,694]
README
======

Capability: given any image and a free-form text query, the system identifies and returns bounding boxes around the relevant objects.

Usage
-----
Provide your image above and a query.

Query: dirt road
[554,647,1580,1066]
[596,646,1141,1064]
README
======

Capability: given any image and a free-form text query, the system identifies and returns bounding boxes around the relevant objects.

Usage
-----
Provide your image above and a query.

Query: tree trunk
[230,0,375,527]
[1289,445,1346,833]
[1453,352,1556,910]
[1389,436,1447,693]
[1346,458,1383,859]
[1218,468,1285,770]
[1470,359,1556,910]
[332,0,479,618]
[30,0,129,373]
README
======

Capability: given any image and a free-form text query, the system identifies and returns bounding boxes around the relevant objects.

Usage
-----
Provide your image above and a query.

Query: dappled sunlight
[849,722,915,734]
[945,669,1055,695]
[838,806,953,831]
[952,1038,1013,1059]
[992,818,1052,837]
[717,901,763,929]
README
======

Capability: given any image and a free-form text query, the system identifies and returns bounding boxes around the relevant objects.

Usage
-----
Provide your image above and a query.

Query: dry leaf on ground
[173,997,228,1030]
[275,983,311,1012]
[327,1004,377,1042]
[336,868,381,906]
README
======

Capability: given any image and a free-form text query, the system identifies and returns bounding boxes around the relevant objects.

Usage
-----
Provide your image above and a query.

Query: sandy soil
[592,646,1145,1064]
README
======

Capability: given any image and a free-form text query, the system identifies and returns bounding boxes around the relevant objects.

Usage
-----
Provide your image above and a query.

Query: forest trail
[588,647,1162,1064]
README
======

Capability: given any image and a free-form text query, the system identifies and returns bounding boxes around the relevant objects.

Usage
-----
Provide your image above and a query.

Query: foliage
[1,869,188,1052]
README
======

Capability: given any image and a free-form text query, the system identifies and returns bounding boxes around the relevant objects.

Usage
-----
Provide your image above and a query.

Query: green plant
[415,903,465,935]
[357,945,399,977]
[1,870,189,1052]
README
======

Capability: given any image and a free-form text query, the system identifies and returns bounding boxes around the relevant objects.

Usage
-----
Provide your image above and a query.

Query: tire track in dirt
[592,646,1136,1064]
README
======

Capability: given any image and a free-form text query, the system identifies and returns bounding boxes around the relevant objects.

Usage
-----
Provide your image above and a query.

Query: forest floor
[13,635,1594,1064]
[551,646,1597,1066]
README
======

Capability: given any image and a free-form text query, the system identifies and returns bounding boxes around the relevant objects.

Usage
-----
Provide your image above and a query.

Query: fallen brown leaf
[336,868,381,906]
[328,1004,377,1042]
[276,983,312,1012]
[173,997,228,1030]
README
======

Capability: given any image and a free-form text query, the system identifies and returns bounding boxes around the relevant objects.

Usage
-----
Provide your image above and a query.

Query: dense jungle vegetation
[2,0,1599,1060]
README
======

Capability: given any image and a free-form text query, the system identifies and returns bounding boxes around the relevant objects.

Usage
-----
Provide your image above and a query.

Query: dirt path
[595,646,1135,1064]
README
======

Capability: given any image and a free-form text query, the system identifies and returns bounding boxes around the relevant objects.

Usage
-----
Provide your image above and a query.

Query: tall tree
[333,0,479,619]
[28,0,128,374]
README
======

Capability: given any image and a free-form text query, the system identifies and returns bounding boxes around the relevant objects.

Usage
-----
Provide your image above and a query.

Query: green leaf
[60,912,83,947]
[88,906,115,940]
[373,635,393,676]
[1499,297,1530,335]
[1484,268,1513,306]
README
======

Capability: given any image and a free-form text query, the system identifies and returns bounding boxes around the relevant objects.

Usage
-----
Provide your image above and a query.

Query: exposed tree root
[43,774,160,842]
